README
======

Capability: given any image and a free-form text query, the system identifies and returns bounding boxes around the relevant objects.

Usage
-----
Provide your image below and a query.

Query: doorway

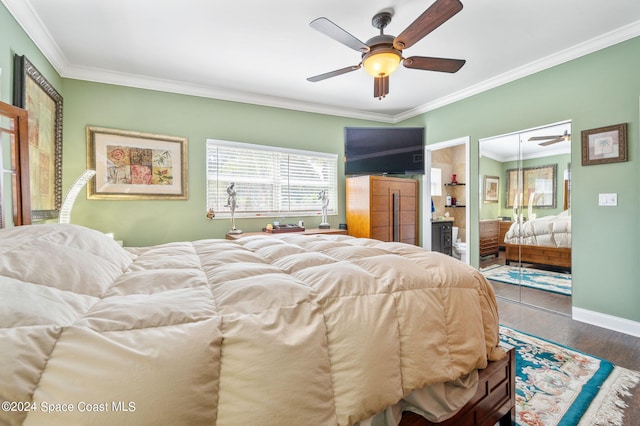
[478,121,572,315]
[424,136,470,263]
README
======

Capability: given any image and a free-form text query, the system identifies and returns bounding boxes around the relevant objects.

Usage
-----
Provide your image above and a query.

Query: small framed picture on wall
[483,175,499,203]
[581,123,627,166]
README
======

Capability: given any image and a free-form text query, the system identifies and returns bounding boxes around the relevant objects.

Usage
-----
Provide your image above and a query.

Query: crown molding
[62,65,397,123]
[1,0,70,71]
[393,19,640,123]
[4,0,640,124]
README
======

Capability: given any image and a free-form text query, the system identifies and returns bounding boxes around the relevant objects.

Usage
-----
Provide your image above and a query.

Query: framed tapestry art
[87,127,188,200]
[505,164,557,209]
[13,55,63,220]
[581,123,627,166]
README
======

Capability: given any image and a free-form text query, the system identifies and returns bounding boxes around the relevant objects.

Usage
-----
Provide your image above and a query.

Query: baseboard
[573,307,640,338]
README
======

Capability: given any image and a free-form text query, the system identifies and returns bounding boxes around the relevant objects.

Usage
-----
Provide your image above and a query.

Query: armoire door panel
[370,210,390,226]
[400,225,416,241]
[399,210,416,225]
[399,196,417,211]
[371,195,391,212]
[371,181,397,195]
[371,226,391,241]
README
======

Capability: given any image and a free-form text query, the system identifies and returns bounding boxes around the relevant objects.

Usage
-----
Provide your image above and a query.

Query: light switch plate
[598,193,617,206]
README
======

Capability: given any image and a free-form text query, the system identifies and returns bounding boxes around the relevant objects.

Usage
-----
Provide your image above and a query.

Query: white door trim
[423,136,470,263]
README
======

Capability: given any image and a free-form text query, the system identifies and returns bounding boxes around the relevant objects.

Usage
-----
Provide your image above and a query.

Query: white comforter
[0,224,503,425]
[504,212,571,248]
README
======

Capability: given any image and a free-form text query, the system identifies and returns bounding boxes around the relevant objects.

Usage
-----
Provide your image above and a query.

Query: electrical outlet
[598,193,617,206]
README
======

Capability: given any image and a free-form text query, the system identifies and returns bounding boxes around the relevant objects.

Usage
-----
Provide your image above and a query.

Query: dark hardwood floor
[497,298,640,425]
[492,280,572,315]
[481,250,572,315]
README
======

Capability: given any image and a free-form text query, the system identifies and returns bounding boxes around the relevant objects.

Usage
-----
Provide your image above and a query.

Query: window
[430,167,442,196]
[206,139,338,219]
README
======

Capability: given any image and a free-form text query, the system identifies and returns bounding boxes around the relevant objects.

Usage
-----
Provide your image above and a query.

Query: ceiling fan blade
[310,17,370,52]
[307,65,361,82]
[539,136,568,146]
[403,56,465,73]
[393,0,463,50]
[528,135,563,141]
[529,131,570,144]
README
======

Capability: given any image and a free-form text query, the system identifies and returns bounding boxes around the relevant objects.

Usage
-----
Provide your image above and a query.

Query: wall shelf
[444,183,466,208]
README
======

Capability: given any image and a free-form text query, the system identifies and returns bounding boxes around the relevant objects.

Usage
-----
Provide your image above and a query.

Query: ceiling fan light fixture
[307,0,466,98]
[362,49,402,77]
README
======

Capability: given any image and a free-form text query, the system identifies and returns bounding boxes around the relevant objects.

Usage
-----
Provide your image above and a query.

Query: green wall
[401,36,640,323]
[0,6,62,105]
[62,80,380,246]
[488,154,571,219]
[478,156,504,220]
[2,2,638,324]
[1,4,62,227]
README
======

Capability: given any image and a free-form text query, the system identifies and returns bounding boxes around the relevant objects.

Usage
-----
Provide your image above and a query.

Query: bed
[503,211,571,270]
[0,223,511,425]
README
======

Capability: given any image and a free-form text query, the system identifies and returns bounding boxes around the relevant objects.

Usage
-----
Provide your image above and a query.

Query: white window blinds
[206,139,338,218]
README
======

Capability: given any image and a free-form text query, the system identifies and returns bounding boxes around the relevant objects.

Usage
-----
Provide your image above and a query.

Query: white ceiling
[4,0,640,123]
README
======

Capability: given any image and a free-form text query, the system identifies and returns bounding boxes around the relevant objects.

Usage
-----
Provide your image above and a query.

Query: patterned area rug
[500,326,640,426]
[482,265,572,295]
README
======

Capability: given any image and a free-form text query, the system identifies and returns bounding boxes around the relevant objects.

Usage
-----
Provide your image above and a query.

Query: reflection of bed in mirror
[503,211,571,271]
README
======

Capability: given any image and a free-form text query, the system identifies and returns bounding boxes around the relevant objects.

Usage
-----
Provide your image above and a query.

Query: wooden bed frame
[399,346,515,426]
[504,243,571,271]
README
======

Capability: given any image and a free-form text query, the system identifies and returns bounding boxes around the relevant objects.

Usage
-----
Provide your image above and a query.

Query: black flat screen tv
[344,127,425,175]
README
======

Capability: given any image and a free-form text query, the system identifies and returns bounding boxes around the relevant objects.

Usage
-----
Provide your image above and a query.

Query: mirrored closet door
[479,121,572,315]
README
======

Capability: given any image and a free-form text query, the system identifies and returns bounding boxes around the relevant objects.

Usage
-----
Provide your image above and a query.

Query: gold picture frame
[581,123,627,166]
[13,54,63,221]
[505,164,557,209]
[483,175,499,203]
[87,126,188,200]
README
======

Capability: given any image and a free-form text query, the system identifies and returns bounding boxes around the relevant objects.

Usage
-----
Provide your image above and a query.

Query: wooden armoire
[346,175,418,245]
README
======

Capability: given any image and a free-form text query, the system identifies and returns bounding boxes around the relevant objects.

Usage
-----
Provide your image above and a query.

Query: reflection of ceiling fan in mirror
[307,0,466,99]
[528,130,571,146]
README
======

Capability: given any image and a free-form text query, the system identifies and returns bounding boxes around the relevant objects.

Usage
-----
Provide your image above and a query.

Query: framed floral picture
[86,126,188,199]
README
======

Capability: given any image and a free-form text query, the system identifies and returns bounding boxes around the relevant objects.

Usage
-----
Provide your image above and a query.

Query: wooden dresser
[225,228,347,240]
[346,175,418,245]
[479,219,500,257]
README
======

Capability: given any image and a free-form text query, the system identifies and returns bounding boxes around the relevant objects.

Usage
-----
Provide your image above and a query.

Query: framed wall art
[87,126,188,200]
[581,123,627,166]
[13,54,63,221]
[505,164,557,209]
[483,175,499,203]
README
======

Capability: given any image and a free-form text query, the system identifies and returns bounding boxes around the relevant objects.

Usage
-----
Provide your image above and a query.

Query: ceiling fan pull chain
[374,75,389,99]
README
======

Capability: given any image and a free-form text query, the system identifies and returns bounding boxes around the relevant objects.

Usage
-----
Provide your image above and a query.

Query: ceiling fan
[307,0,466,99]
[528,130,571,146]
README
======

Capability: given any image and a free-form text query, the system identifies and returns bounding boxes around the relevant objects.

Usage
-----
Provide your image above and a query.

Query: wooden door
[371,177,417,245]
[0,101,31,227]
